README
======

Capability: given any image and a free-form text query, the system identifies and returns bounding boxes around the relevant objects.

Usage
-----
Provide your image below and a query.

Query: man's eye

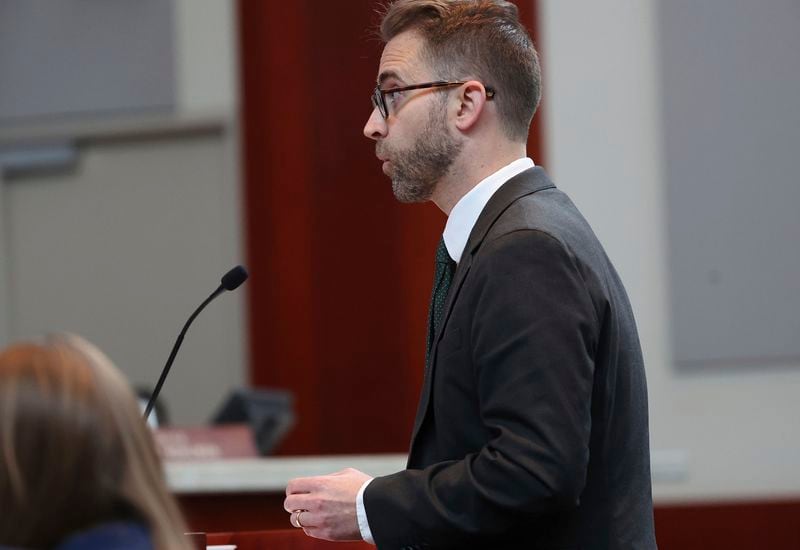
[387,90,404,104]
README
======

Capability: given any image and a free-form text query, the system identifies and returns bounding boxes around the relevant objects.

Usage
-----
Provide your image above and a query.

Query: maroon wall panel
[517,0,547,165]
[239,1,544,454]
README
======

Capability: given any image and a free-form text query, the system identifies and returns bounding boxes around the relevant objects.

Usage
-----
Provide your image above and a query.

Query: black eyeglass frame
[371,80,496,119]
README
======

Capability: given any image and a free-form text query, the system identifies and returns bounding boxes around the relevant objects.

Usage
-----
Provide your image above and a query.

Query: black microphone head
[221,265,248,291]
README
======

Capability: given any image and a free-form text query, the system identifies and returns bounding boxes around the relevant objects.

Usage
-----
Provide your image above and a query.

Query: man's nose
[363,107,387,141]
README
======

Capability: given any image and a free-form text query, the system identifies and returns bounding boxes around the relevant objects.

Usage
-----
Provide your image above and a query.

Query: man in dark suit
[284,1,657,548]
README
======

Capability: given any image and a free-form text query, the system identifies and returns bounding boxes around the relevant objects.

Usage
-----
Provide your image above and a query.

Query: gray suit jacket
[365,168,657,550]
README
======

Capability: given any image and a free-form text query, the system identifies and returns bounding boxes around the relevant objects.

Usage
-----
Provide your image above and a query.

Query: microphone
[143,265,249,421]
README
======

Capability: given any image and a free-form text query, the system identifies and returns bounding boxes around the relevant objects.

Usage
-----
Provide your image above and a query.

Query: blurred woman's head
[0,334,191,549]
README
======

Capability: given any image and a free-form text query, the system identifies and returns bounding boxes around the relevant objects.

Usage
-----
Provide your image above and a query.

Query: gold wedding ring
[293,509,307,528]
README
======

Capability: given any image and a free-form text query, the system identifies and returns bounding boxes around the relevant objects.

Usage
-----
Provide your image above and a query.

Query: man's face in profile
[364,31,462,203]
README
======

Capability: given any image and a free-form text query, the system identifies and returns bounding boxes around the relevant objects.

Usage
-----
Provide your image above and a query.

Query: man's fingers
[283,493,314,513]
[286,476,322,495]
[287,507,318,529]
[283,470,364,542]
[295,510,320,529]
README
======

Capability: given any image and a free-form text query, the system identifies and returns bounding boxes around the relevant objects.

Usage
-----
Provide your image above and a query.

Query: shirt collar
[442,157,534,263]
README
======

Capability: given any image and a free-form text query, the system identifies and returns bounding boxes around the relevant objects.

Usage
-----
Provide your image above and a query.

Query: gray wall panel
[659,0,800,365]
[0,0,175,122]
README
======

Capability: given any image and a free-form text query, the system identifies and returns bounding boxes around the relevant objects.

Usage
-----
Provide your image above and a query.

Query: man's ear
[454,80,488,132]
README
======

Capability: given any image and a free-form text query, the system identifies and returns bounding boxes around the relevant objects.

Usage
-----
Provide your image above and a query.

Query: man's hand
[284,467,373,541]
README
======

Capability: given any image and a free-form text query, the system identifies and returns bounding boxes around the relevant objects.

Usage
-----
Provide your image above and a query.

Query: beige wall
[0,1,244,425]
[174,0,239,116]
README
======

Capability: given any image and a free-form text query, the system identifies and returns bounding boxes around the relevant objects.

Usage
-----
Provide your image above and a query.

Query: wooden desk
[167,454,406,532]
[208,530,371,549]
[169,455,800,549]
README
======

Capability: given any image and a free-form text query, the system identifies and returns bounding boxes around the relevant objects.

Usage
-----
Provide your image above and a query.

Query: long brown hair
[0,334,192,550]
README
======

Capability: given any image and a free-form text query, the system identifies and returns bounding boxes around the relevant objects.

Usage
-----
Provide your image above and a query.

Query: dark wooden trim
[181,493,800,549]
[654,499,800,550]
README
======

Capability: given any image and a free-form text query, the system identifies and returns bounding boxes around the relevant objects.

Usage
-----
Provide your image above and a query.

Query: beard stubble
[378,103,462,203]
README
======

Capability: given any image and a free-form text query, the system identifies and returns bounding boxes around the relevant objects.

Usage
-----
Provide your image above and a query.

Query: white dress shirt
[442,157,535,263]
[355,156,535,544]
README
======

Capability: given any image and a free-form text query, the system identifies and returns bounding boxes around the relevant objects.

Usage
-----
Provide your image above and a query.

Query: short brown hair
[380,0,541,142]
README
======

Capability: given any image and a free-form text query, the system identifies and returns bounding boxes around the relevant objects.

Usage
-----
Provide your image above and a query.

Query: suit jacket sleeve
[364,229,601,548]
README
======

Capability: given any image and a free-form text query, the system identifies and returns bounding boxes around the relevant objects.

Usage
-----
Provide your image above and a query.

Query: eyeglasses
[371,80,496,119]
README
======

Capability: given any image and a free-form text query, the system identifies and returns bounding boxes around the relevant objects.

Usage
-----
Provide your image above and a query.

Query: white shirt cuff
[356,477,376,545]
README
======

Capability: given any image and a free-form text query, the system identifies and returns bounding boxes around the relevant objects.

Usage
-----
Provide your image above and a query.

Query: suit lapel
[409,167,557,455]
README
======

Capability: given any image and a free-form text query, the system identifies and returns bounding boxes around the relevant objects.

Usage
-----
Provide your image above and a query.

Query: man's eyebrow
[378,70,404,86]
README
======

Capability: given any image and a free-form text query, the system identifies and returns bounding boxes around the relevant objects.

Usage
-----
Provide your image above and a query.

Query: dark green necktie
[426,238,456,368]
